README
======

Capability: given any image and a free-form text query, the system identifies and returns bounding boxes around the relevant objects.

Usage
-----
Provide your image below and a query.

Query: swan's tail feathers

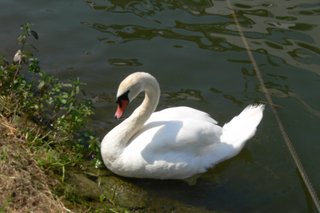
[220,104,265,151]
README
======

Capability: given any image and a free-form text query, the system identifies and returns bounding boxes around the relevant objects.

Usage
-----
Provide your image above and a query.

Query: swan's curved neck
[101,75,160,163]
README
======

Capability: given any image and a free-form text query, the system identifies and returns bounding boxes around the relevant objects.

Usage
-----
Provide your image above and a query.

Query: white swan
[101,72,264,179]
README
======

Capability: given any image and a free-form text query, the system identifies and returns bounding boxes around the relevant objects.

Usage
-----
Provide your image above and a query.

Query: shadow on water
[123,149,257,212]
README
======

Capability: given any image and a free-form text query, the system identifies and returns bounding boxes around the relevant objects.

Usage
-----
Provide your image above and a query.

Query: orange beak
[115,99,129,120]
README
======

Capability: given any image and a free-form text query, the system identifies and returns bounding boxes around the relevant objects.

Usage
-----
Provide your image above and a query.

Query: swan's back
[148,106,218,124]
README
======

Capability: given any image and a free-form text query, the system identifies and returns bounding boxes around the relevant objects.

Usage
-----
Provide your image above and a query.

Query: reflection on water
[108,58,143,66]
[84,0,239,52]
[1,0,319,211]
[85,0,320,75]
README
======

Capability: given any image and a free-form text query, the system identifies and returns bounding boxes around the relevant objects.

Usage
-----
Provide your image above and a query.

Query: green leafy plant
[0,23,102,167]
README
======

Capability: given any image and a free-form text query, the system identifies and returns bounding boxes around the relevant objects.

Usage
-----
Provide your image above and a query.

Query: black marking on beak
[116,90,130,107]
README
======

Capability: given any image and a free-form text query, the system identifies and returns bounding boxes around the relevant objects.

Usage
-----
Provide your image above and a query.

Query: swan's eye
[116,90,130,106]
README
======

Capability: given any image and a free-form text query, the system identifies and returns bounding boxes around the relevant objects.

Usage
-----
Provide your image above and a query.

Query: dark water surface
[1,0,319,212]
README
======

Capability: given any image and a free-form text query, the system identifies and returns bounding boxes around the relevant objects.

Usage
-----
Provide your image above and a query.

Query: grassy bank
[0,23,104,212]
[0,115,67,212]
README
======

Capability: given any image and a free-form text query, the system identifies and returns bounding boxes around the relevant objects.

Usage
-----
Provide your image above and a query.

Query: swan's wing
[151,106,218,124]
[126,106,223,163]
[119,107,234,179]
[122,117,223,178]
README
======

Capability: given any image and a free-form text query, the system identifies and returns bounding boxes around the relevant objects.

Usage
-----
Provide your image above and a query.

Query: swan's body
[101,72,264,179]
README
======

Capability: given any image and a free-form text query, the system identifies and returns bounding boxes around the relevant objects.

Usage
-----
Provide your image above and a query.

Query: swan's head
[114,72,154,119]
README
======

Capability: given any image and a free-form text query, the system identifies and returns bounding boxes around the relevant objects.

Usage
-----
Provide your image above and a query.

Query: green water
[1,0,319,212]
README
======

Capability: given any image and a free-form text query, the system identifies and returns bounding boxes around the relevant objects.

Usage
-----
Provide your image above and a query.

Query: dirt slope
[0,117,67,212]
